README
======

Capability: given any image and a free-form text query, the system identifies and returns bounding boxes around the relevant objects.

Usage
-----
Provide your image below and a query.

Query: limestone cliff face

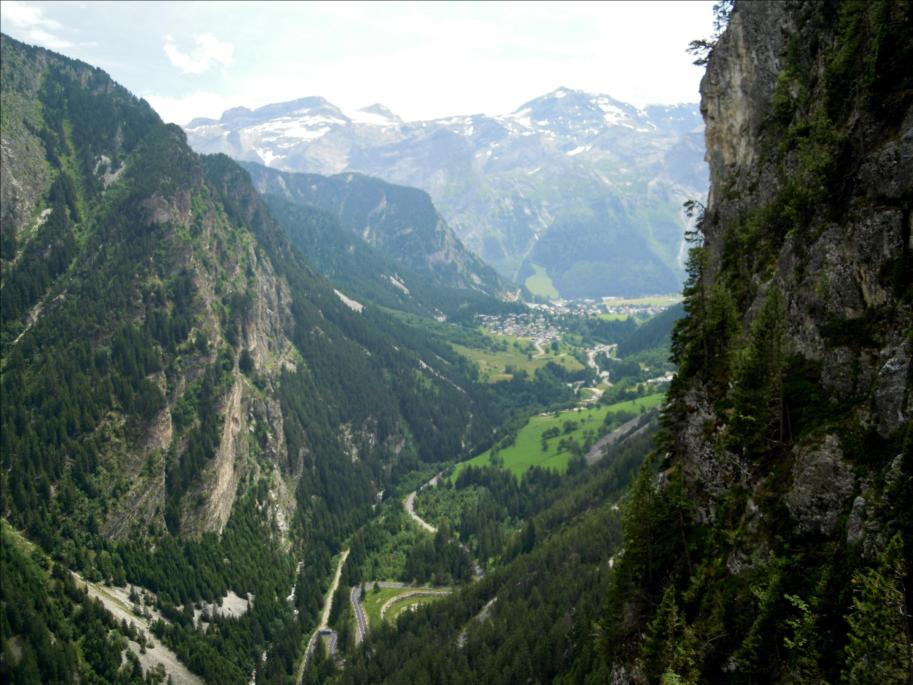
[3,35,487,554]
[33,127,303,542]
[605,2,912,682]
[701,3,791,212]
[691,0,911,531]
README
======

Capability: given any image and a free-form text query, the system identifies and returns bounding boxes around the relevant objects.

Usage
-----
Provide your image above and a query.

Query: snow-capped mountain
[185,88,707,298]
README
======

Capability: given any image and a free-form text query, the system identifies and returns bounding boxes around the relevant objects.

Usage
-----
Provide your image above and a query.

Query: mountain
[184,90,707,299]
[306,2,912,683]
[260,194,494,321]
[0,33,507,683]
[241,162,508,300]
[605,2,913,681]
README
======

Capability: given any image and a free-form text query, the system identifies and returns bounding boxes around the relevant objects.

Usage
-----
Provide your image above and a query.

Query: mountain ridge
[185,88,707,298]
[241,161,509,299]
[0,32,513,682]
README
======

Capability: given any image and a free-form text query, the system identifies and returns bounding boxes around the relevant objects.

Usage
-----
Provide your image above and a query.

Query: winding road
[299,548,349,682]
[350,581,410,644]
[350,582,452,644]
[379,589,451,621]
[404,491,437,533]
[404,473,484,580]
[403,472,443,533]
[350,586,368,645]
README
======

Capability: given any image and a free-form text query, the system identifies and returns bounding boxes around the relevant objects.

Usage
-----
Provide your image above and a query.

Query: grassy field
[360,586,449,630]
[524,263,559,299]
[602,295,682,307]
[451,393,665,479]
[597,312,631,321]
[361,587,405,629]
[387,594,442,622]
[452,340,583,383]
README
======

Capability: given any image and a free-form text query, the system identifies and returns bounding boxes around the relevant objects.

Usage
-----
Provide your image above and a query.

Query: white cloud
[163,33,234,75]
[1,0,72,49]
[207,0,714,121]
[4,1,715,124]
[145,89,239,125]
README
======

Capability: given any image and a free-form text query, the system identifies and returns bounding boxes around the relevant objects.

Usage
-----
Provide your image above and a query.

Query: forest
[2,0,912,682]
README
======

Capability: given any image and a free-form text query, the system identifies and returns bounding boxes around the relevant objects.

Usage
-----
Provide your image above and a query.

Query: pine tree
[842,534,912,684]
[728,287,788,457]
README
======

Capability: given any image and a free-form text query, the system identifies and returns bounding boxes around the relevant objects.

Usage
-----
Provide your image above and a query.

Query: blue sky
[1,1,715,124]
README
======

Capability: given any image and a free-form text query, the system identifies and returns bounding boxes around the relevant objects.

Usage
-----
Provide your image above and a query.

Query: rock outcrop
[605,2,912,681]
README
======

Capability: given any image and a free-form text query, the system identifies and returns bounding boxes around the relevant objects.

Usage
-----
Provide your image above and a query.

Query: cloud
[163,33,234,75]
[212,0,712,121]
[145,90,239,125]
[0,0,72,49]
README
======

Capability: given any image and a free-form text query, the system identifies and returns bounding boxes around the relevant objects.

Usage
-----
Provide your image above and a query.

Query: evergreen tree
[842,534,912,684]
[728,287,788,456]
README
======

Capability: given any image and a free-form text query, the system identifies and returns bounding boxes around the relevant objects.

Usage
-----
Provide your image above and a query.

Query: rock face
[185,90,707,297]
[242,162,507,296]
[785,435,855,536]
[700,2,792,212]
[606,2,912,681]
[0,33,492,549]
[683,0,912,517]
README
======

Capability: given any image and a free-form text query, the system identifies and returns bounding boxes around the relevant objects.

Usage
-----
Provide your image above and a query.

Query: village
[481,296,678,342]
[476,311,563,346]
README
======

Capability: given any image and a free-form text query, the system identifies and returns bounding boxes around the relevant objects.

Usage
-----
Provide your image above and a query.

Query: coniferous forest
[1,1,911,684]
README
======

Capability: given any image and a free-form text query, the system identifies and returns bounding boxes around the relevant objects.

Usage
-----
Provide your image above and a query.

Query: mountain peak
[507,88,647,132]
[548,86,578,99]
[350,103,402,126]
[220,105,253,122]
[183,88,706,295]
[218,96,349,126]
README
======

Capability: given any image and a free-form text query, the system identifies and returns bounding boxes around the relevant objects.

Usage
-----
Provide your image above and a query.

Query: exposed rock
[0,50,54,247]
[700,2,791,222]
[857,108,913,200]
[200,373,244,536]
[675,388,747,520]
[785,435,855,536]
[846,495,866,547]
[874,342,912,438]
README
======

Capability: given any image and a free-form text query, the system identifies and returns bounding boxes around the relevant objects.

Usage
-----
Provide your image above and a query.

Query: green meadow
[524,263,560,299]
[452,340,583,383]
[452,392,665,479]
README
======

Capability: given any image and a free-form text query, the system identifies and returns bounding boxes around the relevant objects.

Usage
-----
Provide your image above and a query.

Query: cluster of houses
[526,299,605,317]
[477,312,562,346]
[526,297,675,319]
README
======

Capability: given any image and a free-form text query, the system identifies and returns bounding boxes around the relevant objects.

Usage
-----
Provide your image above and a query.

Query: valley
[2,2,912,683]
[292,301,676,680]
[185,90,707,299]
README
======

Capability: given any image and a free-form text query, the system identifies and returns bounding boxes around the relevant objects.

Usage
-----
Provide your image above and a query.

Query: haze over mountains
[185,89,706,299]
[3,1,912,683]
[242,162,508,310]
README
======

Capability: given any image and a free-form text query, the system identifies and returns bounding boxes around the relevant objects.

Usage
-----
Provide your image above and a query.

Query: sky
[1,1,716,125]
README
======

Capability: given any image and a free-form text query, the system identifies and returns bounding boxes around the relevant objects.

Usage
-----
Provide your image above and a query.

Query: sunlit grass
[452,393,665,479]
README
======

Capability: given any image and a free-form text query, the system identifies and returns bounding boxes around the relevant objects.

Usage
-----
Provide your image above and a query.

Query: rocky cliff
[185,90,706,297]
[0,31,489,566]
[603,1,912,682]
[242,162,507,297]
